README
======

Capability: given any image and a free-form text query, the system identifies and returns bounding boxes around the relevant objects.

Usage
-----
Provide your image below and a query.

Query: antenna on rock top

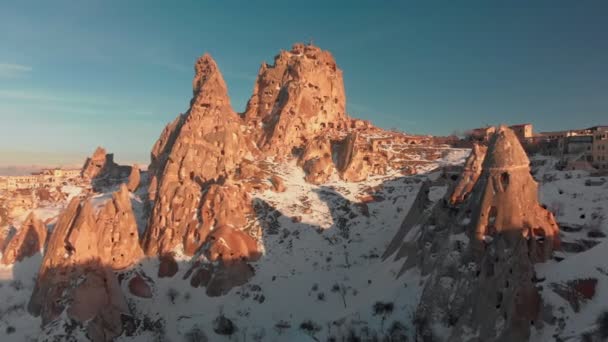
[308,38,314,46]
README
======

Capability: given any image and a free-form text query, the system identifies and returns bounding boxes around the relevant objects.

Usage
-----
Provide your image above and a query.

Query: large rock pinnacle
[143,53,256,257]
[385,126,561,342]
[244,43,350,156]
[469,126,559,261]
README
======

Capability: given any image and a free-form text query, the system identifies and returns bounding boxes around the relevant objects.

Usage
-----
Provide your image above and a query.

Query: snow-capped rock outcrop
[1,212,46,265]
[28,198,131,341]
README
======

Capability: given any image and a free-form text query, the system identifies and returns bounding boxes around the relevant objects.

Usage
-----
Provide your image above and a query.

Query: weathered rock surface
[470,127,559,261]
[183,182,254,256]
[0,226,11,254]
[205,225,261,263]
[185,224,260,297]
[244,43,350,156]
[127,165,141,192]
[82,147,131,182]
[449,143,487,205]
[143,54,255,257]
[95,184,144,269]
[270,174,286,192]
[1,212,47,265]
[128,274,154,298]
[82,147,110,180]
[298,136,335,184]
[337,133,370,182]
[148,114,186,201]
[28,198,131,342]
[385,126,560,342]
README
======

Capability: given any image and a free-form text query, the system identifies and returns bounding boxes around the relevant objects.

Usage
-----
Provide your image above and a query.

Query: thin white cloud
[0,63,32,77]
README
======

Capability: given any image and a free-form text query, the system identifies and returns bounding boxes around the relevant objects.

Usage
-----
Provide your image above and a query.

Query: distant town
[466,123,608,171]
[0,168,82,191]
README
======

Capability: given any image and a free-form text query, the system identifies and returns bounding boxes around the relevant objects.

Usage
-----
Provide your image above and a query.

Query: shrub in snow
[299,320,321,334]
[184,326,208,342]
[386,321,408,341]
[373,302,394,316]
[167,287,179,304]
[213,315,236,336]
[10,280,24,291]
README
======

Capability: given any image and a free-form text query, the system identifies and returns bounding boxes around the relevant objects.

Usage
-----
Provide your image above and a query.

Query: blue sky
[1,1,608,166]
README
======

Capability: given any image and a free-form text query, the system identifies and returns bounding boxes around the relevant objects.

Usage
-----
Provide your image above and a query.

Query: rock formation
[143,54,256,257]
[185,222,261,296]
[182,182,255,256]
[95,184,144,269]
[298,136,335,184]
[469,127,559,261]
[270,174,286,192]
[81,147,132,182]
[449,143,487,205]
[244,43,350,156]
[384,126,560,341]
[28,199,130,341]
[337,133,370,182]
[148,114,186,201]
[127,165,141,192]
[28,184,143,341]
[1,212,47,265]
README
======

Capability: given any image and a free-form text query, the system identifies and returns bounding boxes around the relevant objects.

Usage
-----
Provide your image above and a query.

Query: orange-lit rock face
[148,114,186,201]
[28,199,129,341]
[127,165,141,192]
[81,146,109,180]
[28,185,143,339]
[81,146,131,184]
[298,136,335,184]
[1,212,47,265]
[96,184,144,269]
[244,43,350,156]
[270,174,286,192]
[337,133,370,182]
[186,224,260,297]
[205,225,261,263]
[143,54,255,257]
[183,182,254,256]
[449,143,487,205]
[469,127,559,262]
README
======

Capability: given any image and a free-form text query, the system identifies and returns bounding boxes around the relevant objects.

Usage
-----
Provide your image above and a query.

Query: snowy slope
[1,152,606,341]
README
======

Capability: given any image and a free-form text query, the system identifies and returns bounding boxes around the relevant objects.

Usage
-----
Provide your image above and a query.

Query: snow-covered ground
[1,152,606,341]
[107,148,464,341]
[530,156,608,341]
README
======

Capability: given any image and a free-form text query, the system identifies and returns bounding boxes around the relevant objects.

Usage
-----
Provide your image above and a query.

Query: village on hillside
[467,123,608,172]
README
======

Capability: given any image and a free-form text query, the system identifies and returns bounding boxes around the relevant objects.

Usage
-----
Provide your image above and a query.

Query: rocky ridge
[384,126,561,341]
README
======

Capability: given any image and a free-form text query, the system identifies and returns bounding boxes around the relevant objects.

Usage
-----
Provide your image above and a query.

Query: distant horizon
[2,1,608,166]
[1,119,606,172]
